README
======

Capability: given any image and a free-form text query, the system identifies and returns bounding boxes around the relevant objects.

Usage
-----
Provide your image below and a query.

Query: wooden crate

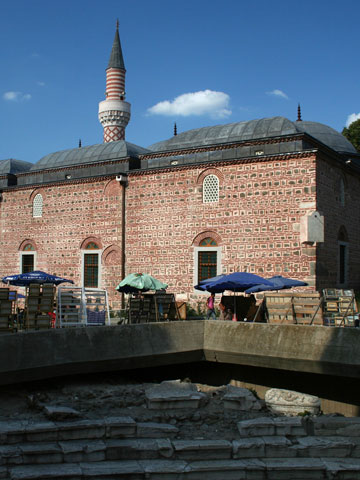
[0,288,9,300]
[265,292,322,325]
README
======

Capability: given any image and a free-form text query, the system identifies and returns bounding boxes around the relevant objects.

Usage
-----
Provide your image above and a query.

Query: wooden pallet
[265,292,322,325]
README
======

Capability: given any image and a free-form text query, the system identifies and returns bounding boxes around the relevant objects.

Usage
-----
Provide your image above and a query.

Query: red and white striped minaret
[98,21,131,142]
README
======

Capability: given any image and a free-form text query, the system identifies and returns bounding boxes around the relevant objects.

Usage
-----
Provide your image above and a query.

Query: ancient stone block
[104,416,136,438]
[264,458,326,480]
[145,380,205,410]
[232,438,265,459]
[223,385,261,411]
[238,418,275,437]
[173,439,231,460]
[292,436,353,458]
[264,388,320,416]
[273,417,307,436]
[19,442,63,465]
[43,406,81,421]
[55,419,105,441]
[136,422,179,438]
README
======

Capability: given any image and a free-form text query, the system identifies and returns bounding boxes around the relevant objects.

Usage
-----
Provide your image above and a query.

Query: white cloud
[346,113,360,127]
[147,90,231,118]
[3,91,31,102]
[266,89,289,100]
[37,81,45,87]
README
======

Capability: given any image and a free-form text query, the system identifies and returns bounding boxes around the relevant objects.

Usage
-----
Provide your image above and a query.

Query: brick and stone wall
[316,156,360,290]
[0,178,124,310]
[1,149,359,311]
[125,153,318,302]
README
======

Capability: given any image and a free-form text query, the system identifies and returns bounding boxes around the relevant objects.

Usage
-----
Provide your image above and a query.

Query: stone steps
[0,416,360,479]
[1,436,360,466]
[0,418,178,445]
[5,458,360,479]
[237,416,360,438]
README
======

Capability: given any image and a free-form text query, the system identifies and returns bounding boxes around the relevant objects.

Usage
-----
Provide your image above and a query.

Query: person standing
[206,292,216,320]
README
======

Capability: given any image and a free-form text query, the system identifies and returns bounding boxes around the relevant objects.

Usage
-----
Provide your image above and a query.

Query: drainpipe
[116,173,128,309]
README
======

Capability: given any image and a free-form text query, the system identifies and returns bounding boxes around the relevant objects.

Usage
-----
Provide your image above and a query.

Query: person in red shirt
[206,292,216,320]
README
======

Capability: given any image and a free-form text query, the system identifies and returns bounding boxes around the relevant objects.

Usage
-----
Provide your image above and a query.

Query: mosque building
[1,24,360,311]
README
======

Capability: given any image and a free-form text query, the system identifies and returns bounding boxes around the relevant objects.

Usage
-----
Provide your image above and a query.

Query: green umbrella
[116,273,168,293]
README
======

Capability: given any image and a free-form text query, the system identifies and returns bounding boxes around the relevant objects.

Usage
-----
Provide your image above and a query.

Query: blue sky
[0,0,359,165]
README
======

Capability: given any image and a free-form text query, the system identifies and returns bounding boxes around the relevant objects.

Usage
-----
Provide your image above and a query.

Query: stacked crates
[25,284,56,329]
[0,288,14,332]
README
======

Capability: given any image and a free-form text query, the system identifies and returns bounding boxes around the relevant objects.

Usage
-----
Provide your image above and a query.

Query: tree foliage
[342,119,360,152]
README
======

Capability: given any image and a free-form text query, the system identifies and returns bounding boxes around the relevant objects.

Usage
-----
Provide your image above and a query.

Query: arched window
[338,227,349,286]
[195,236,221,284]
[339,178,345,207]
[203,175,219,203]
[21,243,36,273]
[83,242,100,288]
[33,194,43,218]
[200,237,218,247]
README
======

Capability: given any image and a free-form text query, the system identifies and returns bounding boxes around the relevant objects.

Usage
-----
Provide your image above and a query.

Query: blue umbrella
[244,275,308,294]
[9,291,25,299]
[2,270,74,287]
[195,272,273,293]
[198,274,226,284]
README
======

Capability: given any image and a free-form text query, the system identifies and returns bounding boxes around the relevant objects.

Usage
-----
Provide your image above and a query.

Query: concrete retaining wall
[0,321,359,386]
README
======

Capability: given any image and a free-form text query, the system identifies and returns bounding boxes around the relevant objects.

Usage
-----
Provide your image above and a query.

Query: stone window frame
[197,168,224,205]
[193,232,222,290]
[19,242,37,274]
[81,238,103,289]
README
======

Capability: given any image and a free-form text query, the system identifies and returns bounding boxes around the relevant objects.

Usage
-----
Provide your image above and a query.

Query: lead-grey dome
[293,121,356,154]
[148,116,357,154]
[0,158,33,175]
[31,141,150,171]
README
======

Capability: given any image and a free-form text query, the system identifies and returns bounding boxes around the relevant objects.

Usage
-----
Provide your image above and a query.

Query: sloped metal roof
[0,158,33,175]
[148,116,357,154]
[31,141,150,171]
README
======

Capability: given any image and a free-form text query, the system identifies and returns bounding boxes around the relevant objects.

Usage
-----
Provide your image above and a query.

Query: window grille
[203,175,219,203]
[22,254,34,274]
[198,251,217,283]
[84,253,99,288]
[33,194,43,218]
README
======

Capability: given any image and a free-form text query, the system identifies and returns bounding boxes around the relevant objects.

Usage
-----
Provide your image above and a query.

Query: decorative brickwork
[19,239,38,252]
[80,237,103,250]
[196,168,224,185]
[102,245,121,266]
[103,125,125,142]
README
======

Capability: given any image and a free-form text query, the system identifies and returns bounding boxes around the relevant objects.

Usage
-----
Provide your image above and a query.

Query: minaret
[98,21,131,142]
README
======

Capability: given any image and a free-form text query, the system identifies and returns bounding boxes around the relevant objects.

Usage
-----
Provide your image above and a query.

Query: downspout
[116,173,128,309]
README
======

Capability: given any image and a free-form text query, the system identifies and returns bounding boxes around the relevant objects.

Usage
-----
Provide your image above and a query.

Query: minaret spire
[297,103,302,122]
[98,21,131,142]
